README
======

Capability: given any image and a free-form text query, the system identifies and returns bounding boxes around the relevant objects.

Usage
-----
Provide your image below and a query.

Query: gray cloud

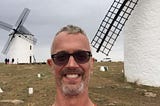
[0,0,124,62]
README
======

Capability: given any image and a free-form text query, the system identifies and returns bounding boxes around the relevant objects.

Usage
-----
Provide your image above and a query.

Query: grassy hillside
[0,62,160,106]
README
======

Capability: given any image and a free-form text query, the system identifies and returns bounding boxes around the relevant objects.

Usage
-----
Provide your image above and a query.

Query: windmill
[92,0,160,87]
[123,0,160,87]
[91,0,139,56]
[0,8,37,64]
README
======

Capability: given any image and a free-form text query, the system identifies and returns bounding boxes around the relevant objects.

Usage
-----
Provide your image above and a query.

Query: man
[47,25,95,106]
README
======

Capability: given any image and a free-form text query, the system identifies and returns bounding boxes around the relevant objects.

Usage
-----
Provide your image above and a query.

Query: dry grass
[0,62,160,106]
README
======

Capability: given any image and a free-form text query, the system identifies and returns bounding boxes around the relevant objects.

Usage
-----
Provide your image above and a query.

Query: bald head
[51,25,91,54]
[55,25,87,36]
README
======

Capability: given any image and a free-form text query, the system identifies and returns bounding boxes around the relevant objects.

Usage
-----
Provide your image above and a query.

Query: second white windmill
[0,8,37,64]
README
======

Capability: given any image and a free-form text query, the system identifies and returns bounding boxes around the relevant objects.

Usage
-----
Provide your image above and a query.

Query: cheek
[81,63,92,75]
[85,62,94,78]
[52,65,63,76]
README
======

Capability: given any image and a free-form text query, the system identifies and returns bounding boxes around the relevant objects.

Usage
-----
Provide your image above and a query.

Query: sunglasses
[51,50,92,66]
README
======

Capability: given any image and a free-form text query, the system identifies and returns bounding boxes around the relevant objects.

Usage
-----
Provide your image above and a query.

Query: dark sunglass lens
[54,52,69,65]
[74,51,90,63]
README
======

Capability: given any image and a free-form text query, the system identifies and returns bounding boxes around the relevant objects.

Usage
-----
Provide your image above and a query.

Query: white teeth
[66,74,78,78]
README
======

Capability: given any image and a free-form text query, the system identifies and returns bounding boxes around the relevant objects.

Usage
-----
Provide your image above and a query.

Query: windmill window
[95,44,99,49]
[108,19,112,24]
[111,14,115,19]
[97,32,101,36]
[30,45,32,50]
[114,8,119,13]
[127,8,132,13]
[117,4,121,8]
[108,12,112,17]
[123,6,127,11]
[102,21,106,26]
[113,2,117,6]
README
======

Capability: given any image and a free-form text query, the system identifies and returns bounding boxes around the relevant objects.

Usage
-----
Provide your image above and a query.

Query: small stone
[0,99,24,105]
[100,66,108,71]
[0,87,3,93]
[144,92,157,97]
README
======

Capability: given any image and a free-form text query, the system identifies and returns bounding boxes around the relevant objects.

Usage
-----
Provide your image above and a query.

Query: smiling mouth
[60,69,84,81]
[61,69,84,77]
[65,74,80,78]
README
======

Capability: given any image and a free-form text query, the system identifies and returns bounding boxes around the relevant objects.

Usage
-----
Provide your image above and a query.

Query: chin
[62,82,84,96]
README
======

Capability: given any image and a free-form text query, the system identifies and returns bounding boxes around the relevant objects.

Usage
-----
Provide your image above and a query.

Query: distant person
[5,58,7,64]
[8,59,10,64]
[11,58,14,64]
[7,59,9,64]
[47,25,95,106]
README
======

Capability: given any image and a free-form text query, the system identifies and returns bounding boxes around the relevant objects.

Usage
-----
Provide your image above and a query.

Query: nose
[66,56,79,68]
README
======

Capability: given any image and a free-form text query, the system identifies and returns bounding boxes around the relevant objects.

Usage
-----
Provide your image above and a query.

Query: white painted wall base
[124,0,160,87]
[6,34,35,64]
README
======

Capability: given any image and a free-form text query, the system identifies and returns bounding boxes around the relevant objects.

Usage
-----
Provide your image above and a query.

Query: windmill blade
[1,34,15,54]
[0,21,13,31]
[19,33,37,45]
[32,37,37,45]
[91,0,139,56]
[18,26,31,34]
[15,8,30,30]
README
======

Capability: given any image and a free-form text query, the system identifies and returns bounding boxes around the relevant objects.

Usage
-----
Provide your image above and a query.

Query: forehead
[52,32,90,53]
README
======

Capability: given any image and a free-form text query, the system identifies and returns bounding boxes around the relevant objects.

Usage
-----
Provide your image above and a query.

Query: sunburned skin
[47,25,95,106]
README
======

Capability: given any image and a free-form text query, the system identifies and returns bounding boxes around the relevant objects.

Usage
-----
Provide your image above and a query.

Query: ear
[47,59,53,67]
[90,57,95,73]
[47,59,56,75]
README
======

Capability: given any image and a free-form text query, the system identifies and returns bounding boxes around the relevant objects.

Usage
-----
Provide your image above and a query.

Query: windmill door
[29,56,32,63]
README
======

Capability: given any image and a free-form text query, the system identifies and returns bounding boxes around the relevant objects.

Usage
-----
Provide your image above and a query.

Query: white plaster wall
[7,34,34,64]
[124,0,160,87]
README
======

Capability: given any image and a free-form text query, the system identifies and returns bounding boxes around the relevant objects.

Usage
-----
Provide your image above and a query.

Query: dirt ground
[0,62,160,106]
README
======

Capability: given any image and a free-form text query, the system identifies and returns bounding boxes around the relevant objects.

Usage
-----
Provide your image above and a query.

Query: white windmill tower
[92,0,160,87]
[91,0,139,56]
[123,0,160,87]
[0,8,37,64]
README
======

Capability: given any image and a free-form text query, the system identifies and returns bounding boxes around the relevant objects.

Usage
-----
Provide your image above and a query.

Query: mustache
[60,68,84,76]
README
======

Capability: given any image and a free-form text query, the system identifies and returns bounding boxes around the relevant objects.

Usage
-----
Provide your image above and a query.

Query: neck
[53,89,94,106]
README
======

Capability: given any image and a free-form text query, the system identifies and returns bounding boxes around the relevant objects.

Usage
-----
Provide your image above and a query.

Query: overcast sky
[0,0,124,62]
